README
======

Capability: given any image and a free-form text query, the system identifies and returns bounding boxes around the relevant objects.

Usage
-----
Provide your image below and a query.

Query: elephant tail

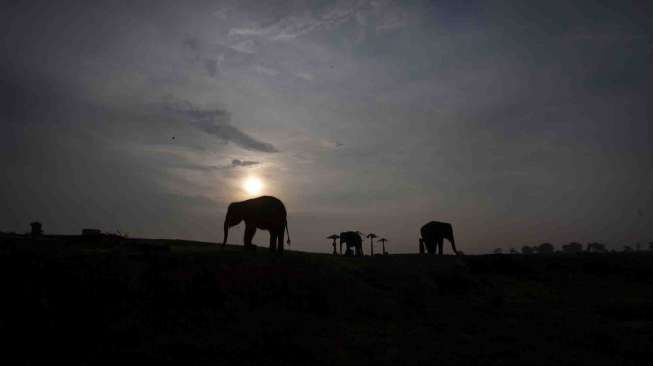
[285,220,291,245]
[450,234,460,255]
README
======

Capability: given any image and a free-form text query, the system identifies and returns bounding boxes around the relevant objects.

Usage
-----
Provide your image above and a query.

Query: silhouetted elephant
[222,196,290,253]
[339,231,363,256]
[419,221,459,255]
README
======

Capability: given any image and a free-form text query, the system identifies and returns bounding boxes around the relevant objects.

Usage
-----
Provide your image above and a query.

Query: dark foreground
[1,237,652,365]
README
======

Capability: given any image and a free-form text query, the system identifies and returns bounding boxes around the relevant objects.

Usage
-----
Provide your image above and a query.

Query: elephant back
[238,196,288,231]
[421,221,453,238]
[339,231,361,243]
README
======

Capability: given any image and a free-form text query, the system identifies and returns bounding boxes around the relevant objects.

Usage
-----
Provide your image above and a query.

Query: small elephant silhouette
[222,196,290,253]
[419,221,459,255]
[339,231,363,256]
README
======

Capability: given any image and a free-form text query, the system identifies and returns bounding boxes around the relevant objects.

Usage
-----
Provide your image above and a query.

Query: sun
[243,176,263,195]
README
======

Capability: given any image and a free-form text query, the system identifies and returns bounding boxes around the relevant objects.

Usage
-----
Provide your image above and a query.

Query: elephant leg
[437,238,444,255]
[269,231,277,252]
[244,224,256,249]
[277,229,285,253]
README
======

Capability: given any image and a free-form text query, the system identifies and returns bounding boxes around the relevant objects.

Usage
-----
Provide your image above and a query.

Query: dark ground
[1,236,652,365]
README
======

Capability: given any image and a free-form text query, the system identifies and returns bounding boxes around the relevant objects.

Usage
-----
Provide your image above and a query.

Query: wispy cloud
[181,158,261,171]
[230,159,260,167]
[296,72,314,81]
[231,39,257,54]
[226,2,367,41]
[204,59,218,77]
[164,98,278,153]
[255,65,280,77]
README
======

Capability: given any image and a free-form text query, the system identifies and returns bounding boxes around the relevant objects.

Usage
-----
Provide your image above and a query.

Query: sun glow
[243,176,263,195]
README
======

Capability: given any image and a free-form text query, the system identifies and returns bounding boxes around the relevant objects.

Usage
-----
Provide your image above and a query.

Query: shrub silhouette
[562,242,583,253]
[30,222,43,237]
[586,242,607,253]
[537,243,554,254]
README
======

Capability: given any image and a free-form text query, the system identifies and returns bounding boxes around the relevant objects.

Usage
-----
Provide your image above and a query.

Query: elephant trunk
[222,221,229,247]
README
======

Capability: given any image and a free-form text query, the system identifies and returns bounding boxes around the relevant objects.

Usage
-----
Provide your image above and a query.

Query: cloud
[182,36,201,57]
[375,15,407,32]
[320,139,344,149]
[181,36,256,78]
[226,3,365,41]
[204,59,218,77]
[164,98,278,153]
[255,65,280,77]
[231,159,260,167]
[174,159,261,171]
[231,39,257,54]
[296,72,314,81]
[563,29,649,43]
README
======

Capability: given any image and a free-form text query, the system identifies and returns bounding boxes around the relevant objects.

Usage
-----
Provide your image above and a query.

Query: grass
[1,236,652,365]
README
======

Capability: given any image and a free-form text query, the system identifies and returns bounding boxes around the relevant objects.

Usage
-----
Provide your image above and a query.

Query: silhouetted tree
[493,248,503,254]
[586,242,607,253]
[649,242,653,251]
[30,222,42,237]
[537,243,554,254]
[562,242,583,254]
[623,245,634,253]
[366,233,377,256]
[509,248,517,254]
[521,246,534,255]
[326,234,339,255]
[378,238,388,255]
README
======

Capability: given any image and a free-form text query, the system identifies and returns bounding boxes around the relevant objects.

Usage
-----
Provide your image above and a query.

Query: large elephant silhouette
[339,231,363,256]
[419,221,459,255]
[222,196,290,253]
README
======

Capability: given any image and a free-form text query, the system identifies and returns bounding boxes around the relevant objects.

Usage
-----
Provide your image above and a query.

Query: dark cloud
[181,36,257,77]
[174,159,261,171]
[182,36,201,55]
[231,159,260,167]
[204,59,218,77]
[164,99,278,153]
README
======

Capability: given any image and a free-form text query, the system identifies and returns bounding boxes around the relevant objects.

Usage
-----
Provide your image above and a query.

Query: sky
[1,0,652,253]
